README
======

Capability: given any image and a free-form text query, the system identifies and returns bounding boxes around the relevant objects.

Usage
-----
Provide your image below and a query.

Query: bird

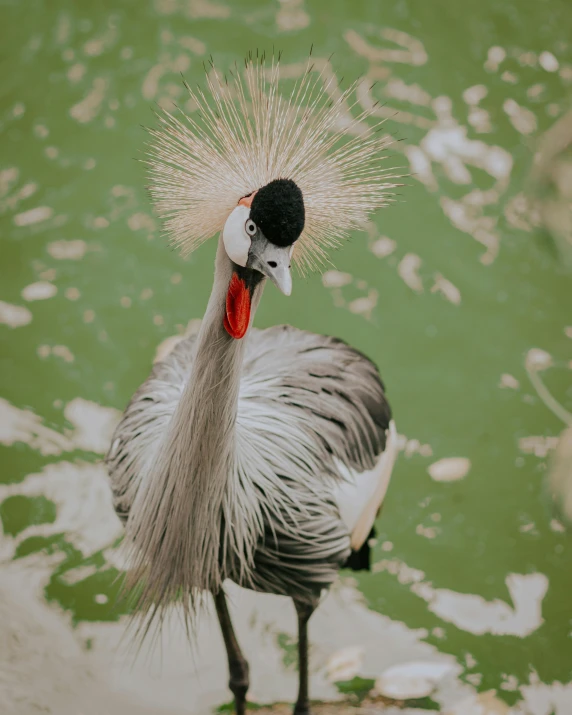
[106,51,400,715]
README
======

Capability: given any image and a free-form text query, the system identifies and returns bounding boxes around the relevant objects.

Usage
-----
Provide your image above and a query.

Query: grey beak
[247,234,293,296]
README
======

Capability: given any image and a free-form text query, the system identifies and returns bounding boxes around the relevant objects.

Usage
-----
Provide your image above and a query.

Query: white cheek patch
[223,205,251,267]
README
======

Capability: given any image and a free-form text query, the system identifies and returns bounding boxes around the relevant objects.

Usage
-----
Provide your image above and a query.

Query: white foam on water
[344,27,428,67]
[501,71,519,85]
[463,85,488,105]
[430,274,462,305]
[421,116,513,183]
[67,62,86,83]
[372,558,426,585]
[401,436,433,458]
[0,301,32,327]
[519,681,572,715]
[64,398,121,454]
[53,345,75,363]
[0,563,97,715]
[499,373,520,390]
[385,77,432,105]
[324,645,364,683]
[445,690,512,714]
[484,45,506,72]
[322,270,353,288]
[404,144,437,190]
[0,562,179,715]
[47,239,87,260]
[348,290,378,318]
[0,398,71,455]
[413,573,548,638]
[141,54,189,103]
[21,281,57,301]
[0,167,19,197]
[503,99,537,135]
[373,558,549,638]
[375,659,457,700]
[0,461,123,558]
[370,236,397,258]
[397,253,423,293]
[1,181,38,212]
[428,457,471,482]
[178,36,206,54]
[82,25,118,58]
[525,348,553,371]
[504,192,540,232]
[37,344,75,363]
[76,582,471,713]
[519,436,559,458]
[65,287,81,301]
[416,523,440,539]
[58,563,99,585]
[276,0,310,32]
[127,212,156,232]
[538,52,559,73]
[0,397,119,457]
[5,561,556,715]
[468,105,493,133]
[69,77,108,123]
[13,206,53,226]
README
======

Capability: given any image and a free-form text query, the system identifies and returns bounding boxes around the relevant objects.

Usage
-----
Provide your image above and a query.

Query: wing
[240,325,395,557]
[333,421,398,551]
[241,325,391,471]
[106,324,395,596]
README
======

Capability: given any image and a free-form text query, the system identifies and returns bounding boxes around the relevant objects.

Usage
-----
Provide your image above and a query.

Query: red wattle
[223,272,251,339]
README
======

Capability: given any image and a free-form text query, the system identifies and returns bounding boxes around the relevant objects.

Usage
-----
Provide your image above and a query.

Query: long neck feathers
[124,239,263,635]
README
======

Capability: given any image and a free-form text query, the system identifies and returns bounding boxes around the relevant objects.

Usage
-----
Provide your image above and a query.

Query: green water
[2,0,572,707]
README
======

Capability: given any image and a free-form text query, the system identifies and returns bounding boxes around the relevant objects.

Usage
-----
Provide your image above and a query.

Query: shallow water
[1,0,572,712]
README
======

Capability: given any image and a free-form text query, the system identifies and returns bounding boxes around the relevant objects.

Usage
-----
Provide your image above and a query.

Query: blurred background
[1,1,571,714]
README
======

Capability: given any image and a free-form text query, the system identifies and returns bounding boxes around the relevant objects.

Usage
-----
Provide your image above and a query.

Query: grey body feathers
[107,324,391,606]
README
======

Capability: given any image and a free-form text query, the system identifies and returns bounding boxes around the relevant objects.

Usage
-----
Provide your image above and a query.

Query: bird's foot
[293,701,311,715]
[230,682,248,715]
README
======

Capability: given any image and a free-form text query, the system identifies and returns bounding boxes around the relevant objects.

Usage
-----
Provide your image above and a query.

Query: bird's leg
[293,599,317,715]
[214,590,250,715]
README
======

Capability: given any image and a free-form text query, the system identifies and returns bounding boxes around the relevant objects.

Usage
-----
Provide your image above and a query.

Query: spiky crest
[145,52,401,272]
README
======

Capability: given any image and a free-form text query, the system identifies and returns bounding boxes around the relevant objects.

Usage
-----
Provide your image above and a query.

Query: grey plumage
[106,243,392,632]
[109,323,390,587]
[107,52,400,713]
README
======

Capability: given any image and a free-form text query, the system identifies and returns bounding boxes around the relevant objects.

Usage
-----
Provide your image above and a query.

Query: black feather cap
[249,178,305,247]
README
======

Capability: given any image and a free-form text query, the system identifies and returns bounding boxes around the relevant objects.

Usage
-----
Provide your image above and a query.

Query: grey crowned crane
[106,54,399,715]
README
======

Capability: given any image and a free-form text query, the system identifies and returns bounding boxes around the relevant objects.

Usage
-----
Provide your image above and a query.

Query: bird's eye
[245,219,257,236]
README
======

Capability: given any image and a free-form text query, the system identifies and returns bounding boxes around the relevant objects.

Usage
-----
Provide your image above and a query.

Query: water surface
[1,0,572,712]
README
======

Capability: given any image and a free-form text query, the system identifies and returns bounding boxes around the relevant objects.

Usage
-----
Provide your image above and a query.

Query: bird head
[220,178,304,338]
[146,52,401,339]
[222,178,305,297]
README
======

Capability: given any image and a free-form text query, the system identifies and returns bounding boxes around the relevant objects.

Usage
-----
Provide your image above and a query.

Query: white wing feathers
[333,420,398,550]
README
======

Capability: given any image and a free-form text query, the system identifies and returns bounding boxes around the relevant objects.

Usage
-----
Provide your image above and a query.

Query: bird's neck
[125,239,265,610]
[182,240,263,467]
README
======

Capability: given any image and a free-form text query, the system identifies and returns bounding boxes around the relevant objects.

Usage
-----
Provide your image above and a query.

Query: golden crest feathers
[146,51,401,272]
